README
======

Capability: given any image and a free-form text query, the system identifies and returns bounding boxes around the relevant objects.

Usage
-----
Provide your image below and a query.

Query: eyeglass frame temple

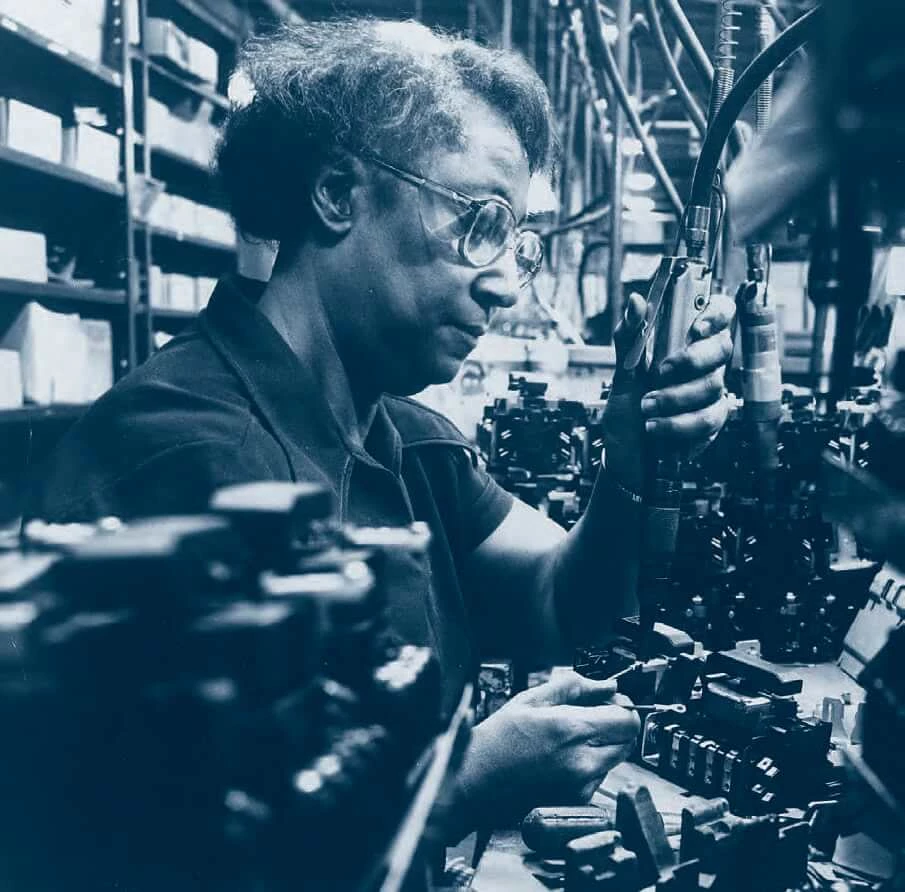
[363,153,540,278]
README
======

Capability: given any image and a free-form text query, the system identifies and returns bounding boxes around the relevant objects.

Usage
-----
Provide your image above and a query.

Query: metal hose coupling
[685,205,712,259]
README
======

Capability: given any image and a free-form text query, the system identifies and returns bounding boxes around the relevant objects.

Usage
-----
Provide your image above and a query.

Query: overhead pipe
[582,0,684,217]
[657,0,745,156]
[643,0,707,138]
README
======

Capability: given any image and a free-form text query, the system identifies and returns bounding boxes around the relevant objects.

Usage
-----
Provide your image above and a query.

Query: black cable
[657,0,745,156]
[541,200,610,238]
[688,4,821,209]
[643,0,707,138]
[583,0,684,217]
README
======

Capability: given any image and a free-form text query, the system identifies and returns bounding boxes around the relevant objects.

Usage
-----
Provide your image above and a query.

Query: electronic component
[0,482,465,892]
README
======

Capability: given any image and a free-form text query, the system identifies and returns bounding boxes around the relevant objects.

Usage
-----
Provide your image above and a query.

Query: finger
[608,693,634,709]
[645,394,730,442]
[689,293,735,341]
[560,704,643,746]
[613,292,647,354]
[641,367,725,418]
[576,741,637,799]
[657,329,733,384]
[517,672,618,707]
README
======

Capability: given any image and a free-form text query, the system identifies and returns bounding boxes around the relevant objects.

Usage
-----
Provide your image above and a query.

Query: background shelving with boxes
[0,0,253,508]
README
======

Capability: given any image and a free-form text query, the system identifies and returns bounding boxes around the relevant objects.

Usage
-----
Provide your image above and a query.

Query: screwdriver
[624,703,687,717]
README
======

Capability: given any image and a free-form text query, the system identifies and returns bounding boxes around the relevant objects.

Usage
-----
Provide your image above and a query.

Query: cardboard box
[0,349,23,409]
[195,276,217,310]
[0,0,58,39]
[0,0,104,64]
[62,123,120,183]
[80,318,113,400]
[1,99,62,164]
[147,192,174,230]
[145,18,191,73]
[0,227,47,283]
[168,273,195,311]
[188,36,218,84]
[68,0,110,27]
[1,302,87,405]
[195,204,234,245]
[63,18,104,65]
[146,97,172,143]
[148,264,165,307]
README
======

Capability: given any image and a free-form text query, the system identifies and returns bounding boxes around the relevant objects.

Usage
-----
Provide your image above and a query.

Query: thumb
[610,293,649,393]
[613,292,647,358]
[516,671,618,707]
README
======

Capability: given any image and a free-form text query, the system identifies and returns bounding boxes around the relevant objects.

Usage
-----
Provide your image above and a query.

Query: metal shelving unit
[132,0,244,363]
[136,53,233,112]
[0,0,248,426]
[0,279,127,307]
[138,221,236,254]
[0,145,125,197]
[0,13,123,91]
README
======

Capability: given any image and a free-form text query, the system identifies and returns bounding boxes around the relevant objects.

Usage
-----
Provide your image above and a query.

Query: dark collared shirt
[28,275,513,709]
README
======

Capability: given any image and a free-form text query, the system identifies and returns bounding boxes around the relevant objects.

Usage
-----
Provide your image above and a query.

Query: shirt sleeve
[452,449,514,553]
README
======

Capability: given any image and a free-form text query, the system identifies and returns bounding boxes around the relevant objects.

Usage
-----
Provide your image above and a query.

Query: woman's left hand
[639,291,736,453]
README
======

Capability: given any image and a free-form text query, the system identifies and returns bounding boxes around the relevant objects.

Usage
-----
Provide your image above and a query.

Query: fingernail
[645,419,658,433]
[658,361,673,376]
[695,320,712,338]
[640,396,657,415]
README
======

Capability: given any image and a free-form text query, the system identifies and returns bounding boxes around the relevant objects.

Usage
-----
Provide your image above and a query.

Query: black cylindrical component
[522,806,615,857]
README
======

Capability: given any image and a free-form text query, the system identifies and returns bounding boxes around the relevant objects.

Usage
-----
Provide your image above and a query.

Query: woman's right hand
[446,672,640,839]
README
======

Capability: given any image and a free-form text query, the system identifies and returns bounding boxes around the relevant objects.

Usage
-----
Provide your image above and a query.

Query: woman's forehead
[425,103,531,213]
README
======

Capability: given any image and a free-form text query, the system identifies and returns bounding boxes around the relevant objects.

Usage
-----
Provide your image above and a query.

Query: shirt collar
[200,274,403,476]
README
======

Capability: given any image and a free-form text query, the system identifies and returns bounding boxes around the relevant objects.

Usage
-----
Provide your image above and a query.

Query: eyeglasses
[361,154,544,287]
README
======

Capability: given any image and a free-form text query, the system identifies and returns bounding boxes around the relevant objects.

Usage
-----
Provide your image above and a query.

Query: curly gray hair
[215,18,557,243]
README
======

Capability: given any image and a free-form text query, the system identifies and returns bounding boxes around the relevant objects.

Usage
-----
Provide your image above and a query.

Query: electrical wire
[656,0,745,156]
[541,201,611,238]
[688,4,822,210]
[582,0,683,217]
[710,181,727,268]
[643,0,707,138]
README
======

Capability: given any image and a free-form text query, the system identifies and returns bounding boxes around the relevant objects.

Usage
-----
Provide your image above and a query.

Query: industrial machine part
[481,383,880,661]
[477,374,603,527]
[522,782,813,891]
[0,482,468,892]
[576,626,838,818]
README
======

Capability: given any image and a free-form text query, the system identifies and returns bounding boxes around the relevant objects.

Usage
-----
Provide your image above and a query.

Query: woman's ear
[310,155,365,235]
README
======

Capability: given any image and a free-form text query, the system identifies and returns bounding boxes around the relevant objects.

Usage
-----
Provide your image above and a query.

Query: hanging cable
[643,0,706,137]
[580,0,683,217]
[687,5,822,241]
[657,0,745,156]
